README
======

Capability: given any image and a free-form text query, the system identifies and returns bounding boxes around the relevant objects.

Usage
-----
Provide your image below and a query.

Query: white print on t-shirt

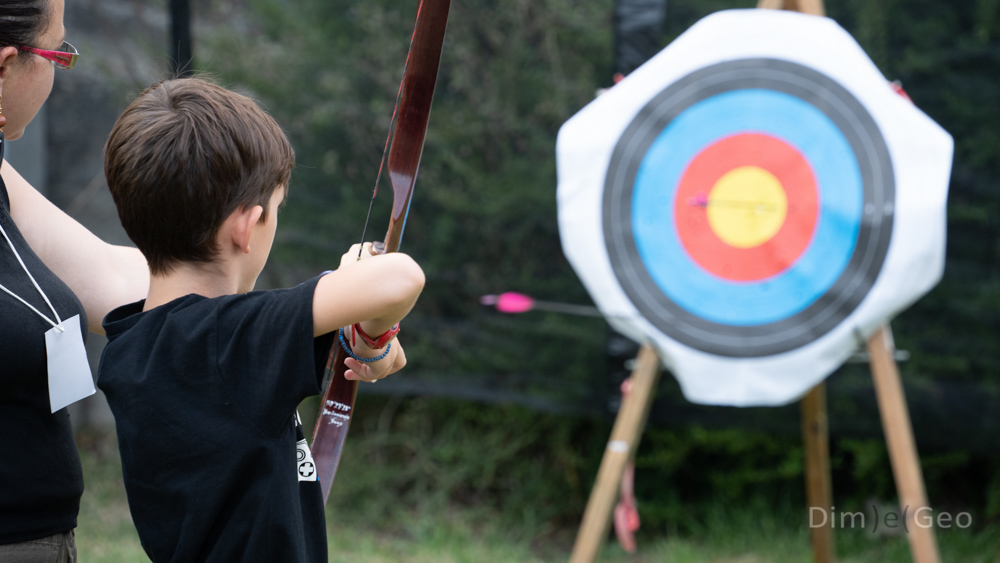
[296,439,317,482]
[294,411,317,482]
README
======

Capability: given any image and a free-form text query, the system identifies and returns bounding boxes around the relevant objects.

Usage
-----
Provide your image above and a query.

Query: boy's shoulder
[98,273,332,441]
[103,274,326,341]
[102,293,216,342]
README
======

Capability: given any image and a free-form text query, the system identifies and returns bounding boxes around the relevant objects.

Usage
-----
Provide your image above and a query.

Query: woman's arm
[2,160,149,334]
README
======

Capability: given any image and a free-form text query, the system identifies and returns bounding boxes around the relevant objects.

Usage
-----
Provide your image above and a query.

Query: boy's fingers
[343,339,410,381]
[392,342,406,370]
[340,243,378,268]
[358,242,377,260]
[345,358,383,382]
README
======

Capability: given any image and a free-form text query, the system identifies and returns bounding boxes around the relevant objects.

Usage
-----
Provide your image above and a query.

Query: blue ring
[630,89,863,326]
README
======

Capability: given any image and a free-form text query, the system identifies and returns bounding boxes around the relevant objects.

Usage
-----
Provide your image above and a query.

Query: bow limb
[311,0,451,504]
[379,0,451,252]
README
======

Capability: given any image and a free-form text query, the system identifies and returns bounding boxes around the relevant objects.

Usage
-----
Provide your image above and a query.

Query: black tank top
[0,175,87,543]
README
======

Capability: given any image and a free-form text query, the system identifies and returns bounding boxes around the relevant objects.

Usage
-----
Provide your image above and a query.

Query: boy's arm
[313,244,424,382]
[312,244,425,338]
[3,161,149,334]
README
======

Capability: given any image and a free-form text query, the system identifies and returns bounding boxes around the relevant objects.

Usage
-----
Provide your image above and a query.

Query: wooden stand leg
[757,0,826,16]
[867,325,941,563]
[569,345,661,563]
[802,383,835,562]
[757,0,785,10]
[784,0,826,16]
[802,383,835,563]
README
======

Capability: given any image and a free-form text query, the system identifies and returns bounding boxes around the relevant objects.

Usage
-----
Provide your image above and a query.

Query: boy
[97,78,424,562]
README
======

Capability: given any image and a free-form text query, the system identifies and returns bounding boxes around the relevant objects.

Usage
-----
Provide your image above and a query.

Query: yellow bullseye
[707,166,788,248]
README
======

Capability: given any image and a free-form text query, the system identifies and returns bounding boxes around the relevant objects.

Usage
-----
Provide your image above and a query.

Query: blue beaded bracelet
[338,327,392,362]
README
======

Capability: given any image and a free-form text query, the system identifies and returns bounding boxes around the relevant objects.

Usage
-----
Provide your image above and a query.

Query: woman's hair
[0,1,50,51]
[105,77,295,275]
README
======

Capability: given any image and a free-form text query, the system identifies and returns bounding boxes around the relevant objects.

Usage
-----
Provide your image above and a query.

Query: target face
[603,59,895,357]
[558,9,952,405]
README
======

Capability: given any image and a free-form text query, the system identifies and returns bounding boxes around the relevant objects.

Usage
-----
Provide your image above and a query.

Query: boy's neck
[145,260,255,311]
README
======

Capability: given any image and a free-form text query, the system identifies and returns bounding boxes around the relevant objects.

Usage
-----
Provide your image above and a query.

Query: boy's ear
[229,205,265,254]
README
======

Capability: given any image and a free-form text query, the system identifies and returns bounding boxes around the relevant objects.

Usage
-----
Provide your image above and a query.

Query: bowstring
[358,0,425,259]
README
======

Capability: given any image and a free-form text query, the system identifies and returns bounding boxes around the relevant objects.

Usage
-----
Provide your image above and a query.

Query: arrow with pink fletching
[479,292,603,317]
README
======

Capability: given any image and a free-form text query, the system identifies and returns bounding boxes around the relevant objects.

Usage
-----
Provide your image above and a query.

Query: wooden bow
[311,0,451,503]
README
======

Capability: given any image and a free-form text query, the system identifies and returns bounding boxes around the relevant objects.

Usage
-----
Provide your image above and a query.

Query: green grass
[74,430,1000,562]
[75,433,148,562]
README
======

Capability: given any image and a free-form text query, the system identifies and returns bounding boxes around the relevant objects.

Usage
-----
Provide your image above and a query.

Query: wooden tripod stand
[569,324,941,562]
[569,7,940,561]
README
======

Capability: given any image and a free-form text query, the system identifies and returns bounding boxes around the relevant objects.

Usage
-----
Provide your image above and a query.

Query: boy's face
[247,185,287,285]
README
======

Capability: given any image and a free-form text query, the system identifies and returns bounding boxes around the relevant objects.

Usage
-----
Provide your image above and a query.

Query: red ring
[674,133,819,281]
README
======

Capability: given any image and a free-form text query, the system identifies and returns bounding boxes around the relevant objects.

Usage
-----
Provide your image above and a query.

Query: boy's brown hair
[105,77,295,275]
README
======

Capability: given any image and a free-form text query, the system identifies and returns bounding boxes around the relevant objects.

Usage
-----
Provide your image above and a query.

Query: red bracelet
[352,323,400,350]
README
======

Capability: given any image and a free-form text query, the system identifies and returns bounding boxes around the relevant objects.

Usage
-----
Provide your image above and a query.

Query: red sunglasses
[19,41,78,70]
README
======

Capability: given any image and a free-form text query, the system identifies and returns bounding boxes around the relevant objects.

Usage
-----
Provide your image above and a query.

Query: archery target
[556,9,953,406]
[604,58,894,357]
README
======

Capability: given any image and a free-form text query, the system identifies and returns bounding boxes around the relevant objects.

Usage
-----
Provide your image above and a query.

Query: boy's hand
[339,242,378,269]
[343,338,407,382]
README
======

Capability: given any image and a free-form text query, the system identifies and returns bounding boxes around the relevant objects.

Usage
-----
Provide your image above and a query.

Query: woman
[0,0,148,560]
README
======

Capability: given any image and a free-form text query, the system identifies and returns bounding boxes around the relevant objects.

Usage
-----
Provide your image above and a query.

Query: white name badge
[45,314,96,413]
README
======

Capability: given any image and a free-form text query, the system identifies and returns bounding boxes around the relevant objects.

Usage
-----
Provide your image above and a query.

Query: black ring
[603,58,894,357]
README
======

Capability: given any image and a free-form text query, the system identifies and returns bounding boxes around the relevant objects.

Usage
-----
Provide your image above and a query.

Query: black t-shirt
[99,276,335,563]
[0,176,87,544]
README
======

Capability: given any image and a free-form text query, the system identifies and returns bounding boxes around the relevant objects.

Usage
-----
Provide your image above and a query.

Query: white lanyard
[0,220,65,332]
